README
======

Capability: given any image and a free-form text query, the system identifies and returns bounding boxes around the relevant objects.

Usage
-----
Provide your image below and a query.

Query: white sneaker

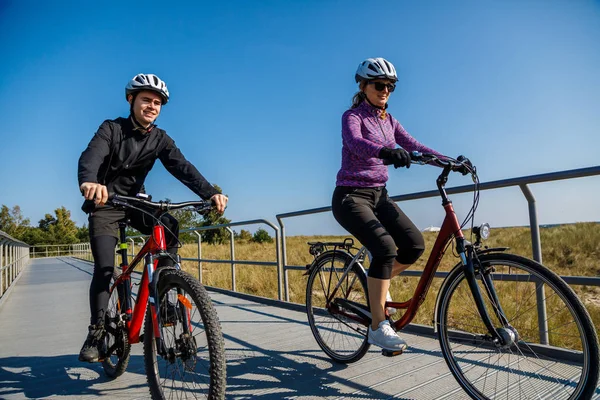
[386,291,397,315]
[368,320,408,351]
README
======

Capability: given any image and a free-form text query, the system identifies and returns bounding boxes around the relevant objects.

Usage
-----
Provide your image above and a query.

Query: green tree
[20,226,48,245]
[199,185,231,245]
[0,205,31,239]
[252,228,273,244]
[38,206,79,244]
[238,229,252,241]
[168,203,204,244]
[77,224,90,242]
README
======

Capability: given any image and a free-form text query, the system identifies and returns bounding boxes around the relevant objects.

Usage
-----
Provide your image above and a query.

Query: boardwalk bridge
[1,166,600,399]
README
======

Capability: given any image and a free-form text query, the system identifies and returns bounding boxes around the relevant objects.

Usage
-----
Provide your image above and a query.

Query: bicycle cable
[112,200,185,250]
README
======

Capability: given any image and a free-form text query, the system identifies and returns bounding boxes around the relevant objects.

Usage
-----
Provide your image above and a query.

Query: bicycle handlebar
[384,151,476,177]
[107,194,213,214]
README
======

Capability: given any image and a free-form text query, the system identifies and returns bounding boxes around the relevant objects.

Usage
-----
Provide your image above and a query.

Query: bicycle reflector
[177,294,192,309]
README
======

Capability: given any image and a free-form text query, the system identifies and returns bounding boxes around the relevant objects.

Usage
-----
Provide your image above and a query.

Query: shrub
[252,228,273,243]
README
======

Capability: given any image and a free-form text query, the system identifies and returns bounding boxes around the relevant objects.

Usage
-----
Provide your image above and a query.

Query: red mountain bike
[305,153,599,400]
[100,194,226,400]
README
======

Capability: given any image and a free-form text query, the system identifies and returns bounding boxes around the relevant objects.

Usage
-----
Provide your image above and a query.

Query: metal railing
[0,230,30,300]
[53,165,600,310]
[276,165,600,301]
[123,219,284,299]
[30,243,91,258]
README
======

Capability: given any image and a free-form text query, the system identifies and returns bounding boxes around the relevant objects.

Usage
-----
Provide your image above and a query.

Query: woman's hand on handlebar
[80,182,108,206]
[379,147,411,169]
[455,155,475,176]
[210,194,228,214]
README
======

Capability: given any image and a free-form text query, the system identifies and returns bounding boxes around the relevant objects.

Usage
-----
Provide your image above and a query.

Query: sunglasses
[367,81,396,92]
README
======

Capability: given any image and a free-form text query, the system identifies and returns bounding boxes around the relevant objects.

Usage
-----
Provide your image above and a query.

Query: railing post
[277,218,286,301]
[0,241,4,297]
[520,183,549,345]
[227,228,236,292]
[9,245,13,285]
[194,231,202,283]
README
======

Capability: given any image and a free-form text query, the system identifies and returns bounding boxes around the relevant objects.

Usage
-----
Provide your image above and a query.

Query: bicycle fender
[475,247,509,255]
[150,266,179,294]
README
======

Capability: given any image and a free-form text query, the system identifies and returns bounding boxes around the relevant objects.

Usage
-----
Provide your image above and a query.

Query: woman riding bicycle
[77,73,228,363]
[332,57,471,352]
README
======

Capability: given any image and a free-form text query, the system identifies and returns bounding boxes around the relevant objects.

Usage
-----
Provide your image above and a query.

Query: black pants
[87,206,179,325]
[331,186,425,279]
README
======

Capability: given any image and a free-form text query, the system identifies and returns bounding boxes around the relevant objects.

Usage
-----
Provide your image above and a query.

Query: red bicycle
[100,194,226,400]
[305,153,599,399]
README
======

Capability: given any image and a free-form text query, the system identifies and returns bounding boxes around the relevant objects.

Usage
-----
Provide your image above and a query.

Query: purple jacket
[336,101,443,187]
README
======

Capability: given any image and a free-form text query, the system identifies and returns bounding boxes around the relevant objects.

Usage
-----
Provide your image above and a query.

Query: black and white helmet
[355,57,398,83]
[125,73,170,104]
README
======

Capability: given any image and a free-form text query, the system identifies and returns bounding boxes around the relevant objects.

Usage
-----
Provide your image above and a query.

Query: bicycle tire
[306,252,371,363]
[102,273,131,378]
[143,269,226,400]
[436,252,599,400]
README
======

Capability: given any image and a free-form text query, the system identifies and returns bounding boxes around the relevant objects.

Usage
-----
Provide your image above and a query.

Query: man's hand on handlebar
[210,194,228,214]
[80,182,108,206]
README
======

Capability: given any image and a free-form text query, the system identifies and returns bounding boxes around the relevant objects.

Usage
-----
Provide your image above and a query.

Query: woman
[332,57,468,351]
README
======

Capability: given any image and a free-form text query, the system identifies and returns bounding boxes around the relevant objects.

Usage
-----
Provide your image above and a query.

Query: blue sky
[1,0,599,236]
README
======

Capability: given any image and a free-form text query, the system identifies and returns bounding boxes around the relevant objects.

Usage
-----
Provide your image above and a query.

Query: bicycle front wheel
[143,269,226,400]
[306,252,370,363]
[437,252,599,400]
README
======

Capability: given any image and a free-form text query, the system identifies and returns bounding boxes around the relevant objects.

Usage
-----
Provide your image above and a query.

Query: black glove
[379,147,411,169]
[456,155,475,175]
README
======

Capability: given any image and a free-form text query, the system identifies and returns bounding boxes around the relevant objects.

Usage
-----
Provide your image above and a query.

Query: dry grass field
[175,222,600,332]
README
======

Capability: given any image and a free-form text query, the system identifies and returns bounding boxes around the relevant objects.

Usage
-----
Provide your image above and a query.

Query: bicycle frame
[327,164,509,344]
[110,222,173,346]
[388,200,463,330]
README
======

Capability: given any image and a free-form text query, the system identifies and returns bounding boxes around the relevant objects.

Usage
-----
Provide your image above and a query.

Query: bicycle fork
[458,239,518,348]
[146,253,193,360]
[146,253,169,357]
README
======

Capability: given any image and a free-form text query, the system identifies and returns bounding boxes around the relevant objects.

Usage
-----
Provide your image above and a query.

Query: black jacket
[78,117,219,212]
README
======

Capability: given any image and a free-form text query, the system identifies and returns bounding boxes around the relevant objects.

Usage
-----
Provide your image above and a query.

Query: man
[77,73,227,362]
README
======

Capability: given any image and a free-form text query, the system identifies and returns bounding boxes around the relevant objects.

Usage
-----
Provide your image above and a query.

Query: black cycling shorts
[331,186,425,279]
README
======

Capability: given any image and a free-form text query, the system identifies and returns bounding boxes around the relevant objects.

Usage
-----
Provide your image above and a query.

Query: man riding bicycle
[77,73,227,363]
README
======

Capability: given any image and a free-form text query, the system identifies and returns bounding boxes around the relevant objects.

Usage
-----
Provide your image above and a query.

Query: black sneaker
[78,324,105,363]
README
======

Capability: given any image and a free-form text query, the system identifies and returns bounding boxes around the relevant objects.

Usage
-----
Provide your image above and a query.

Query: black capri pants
[87,206,179,325]
[331,186,425,280]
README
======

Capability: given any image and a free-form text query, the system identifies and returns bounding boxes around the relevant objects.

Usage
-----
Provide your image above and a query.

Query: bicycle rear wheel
[102,272,131,378]
[143,269,226,400]
[437,252,599,400]
[306,252,370,363]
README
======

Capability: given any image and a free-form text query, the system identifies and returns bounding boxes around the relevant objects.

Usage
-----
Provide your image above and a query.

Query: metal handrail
[0,230,30,300]
[45,165,600,314]
[276,165,600,300]
[124,219,283,299]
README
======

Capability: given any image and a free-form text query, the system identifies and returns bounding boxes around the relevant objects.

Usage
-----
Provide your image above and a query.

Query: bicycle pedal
[382,349,404,357]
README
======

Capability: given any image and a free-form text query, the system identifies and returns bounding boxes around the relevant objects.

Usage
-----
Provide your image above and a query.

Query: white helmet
[125,73,170,104]
[355,57,398,83]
